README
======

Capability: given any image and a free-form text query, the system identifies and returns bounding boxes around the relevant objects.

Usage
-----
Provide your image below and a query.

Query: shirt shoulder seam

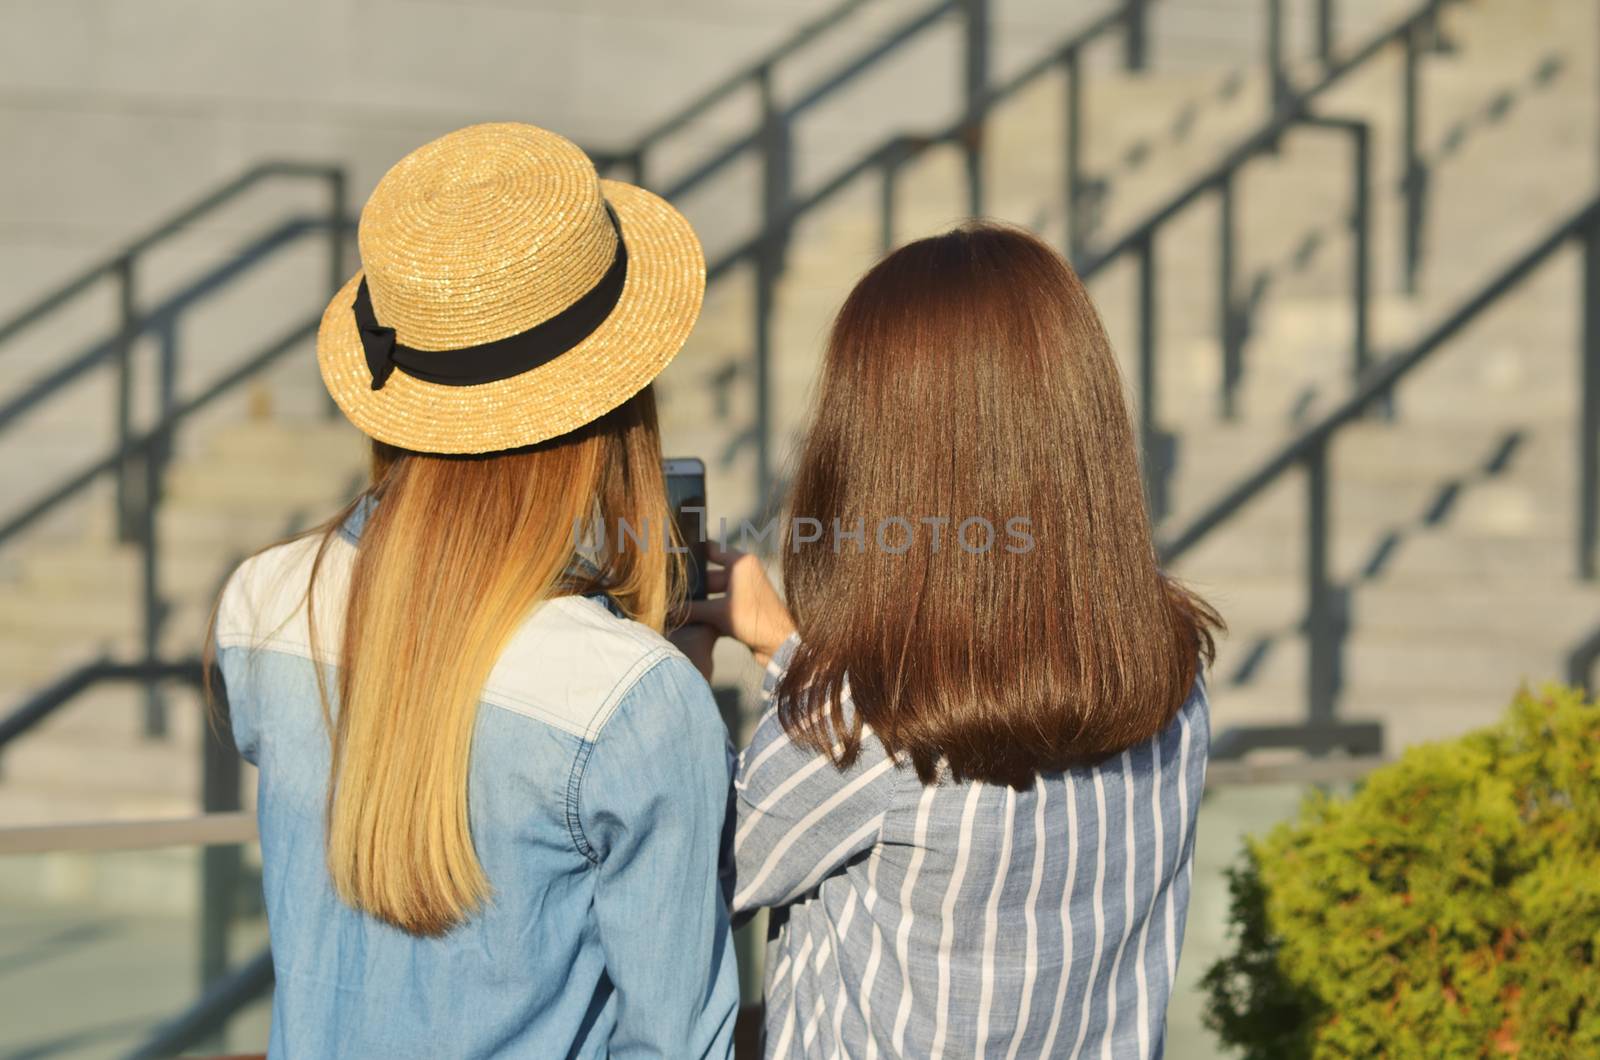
[564,650,683,865]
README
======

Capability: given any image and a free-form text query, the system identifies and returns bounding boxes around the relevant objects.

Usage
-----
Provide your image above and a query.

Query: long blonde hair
[285,389,675,936]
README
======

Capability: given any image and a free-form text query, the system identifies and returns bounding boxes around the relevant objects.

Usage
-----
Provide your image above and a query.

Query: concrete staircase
[661,0,1600,754]
[0,414,369,826]
[0,0,1594,839]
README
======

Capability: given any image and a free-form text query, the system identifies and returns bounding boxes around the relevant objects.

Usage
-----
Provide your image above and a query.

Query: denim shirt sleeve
[730,634,898,914]
[573,652,740,1059]
[215,647,262,767]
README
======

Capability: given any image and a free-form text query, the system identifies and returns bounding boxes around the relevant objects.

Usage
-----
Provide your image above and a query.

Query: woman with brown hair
[693,222,1221,1058]
[211,124,737,1057]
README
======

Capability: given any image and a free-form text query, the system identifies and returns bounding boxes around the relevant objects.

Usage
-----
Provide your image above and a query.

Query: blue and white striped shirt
[731,636,1209,1059]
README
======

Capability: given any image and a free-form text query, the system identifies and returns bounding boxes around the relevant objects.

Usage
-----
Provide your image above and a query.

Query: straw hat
[317,122,704,454]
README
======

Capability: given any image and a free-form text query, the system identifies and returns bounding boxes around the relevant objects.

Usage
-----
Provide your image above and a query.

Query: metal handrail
[0,811,256,855]
[0,0,889,352]
[706,0,1161,504]
[709,0,1443,516]
[0,0,1130,530]
[0,304,323,547]
[0,196,332,735]
[649,0,965,200]
[631,0,881,154]
[0,658,201,749]
[1155,195,1600,759]
[0,162,344,353]
[0,216,324,437]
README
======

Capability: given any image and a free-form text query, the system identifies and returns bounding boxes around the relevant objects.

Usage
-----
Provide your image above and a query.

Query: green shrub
[1202,685,1600,1059]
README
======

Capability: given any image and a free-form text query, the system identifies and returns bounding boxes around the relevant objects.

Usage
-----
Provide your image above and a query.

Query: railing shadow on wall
[0,0,1538,1047]
[640,0,1158,507]
[798,0,1448,527]
[1158,195,1600,760]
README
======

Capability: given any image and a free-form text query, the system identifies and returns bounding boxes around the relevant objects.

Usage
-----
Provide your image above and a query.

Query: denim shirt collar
[338,493,376,546]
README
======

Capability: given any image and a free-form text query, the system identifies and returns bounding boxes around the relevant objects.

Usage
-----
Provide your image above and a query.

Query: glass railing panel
[0,837,270,1059]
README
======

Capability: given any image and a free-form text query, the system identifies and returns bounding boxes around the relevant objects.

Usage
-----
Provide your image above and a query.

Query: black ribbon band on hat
[354,204,629,391]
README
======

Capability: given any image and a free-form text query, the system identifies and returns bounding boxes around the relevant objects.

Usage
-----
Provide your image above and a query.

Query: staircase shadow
[1222,50,1568,427]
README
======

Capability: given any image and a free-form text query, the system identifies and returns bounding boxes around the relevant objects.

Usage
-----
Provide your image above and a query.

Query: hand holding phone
[687,540,796,667]
[663,457,708,601]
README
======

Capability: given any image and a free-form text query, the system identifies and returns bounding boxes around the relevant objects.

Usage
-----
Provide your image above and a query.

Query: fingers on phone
[705,539,742,567]
[686,598,729,634]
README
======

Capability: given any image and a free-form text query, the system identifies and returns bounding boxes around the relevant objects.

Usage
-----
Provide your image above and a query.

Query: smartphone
[663,457,708,600]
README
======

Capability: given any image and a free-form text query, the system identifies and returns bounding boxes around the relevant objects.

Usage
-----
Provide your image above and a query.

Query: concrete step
[1214,629,1580,701]
[0,784,200,829]
[18,542,226,600]
[164,460,365,511]
[1,728,201,803]
[0,591,142,642]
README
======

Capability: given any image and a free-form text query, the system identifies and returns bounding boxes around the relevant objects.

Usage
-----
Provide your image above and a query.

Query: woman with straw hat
[210,123,738,1058]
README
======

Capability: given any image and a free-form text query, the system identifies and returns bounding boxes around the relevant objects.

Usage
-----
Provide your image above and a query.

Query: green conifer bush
[1202,685,1600,1058]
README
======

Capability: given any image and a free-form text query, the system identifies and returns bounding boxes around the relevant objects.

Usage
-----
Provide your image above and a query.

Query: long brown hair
[212,388,677,937]
[777,223,1220,790]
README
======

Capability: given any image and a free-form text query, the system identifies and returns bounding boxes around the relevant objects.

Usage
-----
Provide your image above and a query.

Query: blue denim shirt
[214,505,739,1058]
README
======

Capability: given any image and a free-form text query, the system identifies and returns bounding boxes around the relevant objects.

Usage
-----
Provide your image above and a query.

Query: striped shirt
[730,636,1209,1059]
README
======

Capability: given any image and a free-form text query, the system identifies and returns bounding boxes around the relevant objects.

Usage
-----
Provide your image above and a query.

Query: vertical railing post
[1316,0,1336,65]
[199,671,243,1029]
[1063,46,1085,262]
[1580,217,1600,580]
[752,261,775,518]
[754,64,790,514]
[140,436,166,738]
[963,0,990,216]
[1123,0,1148,72]
[325,168,348,420]
[1267,0,1289,112]
[758,65,791,276]
[114,255,138,543]
[157,317,177,468]
[1351,122,1373,391]
[1401,20,1425,294]
[879,144,899,255]
[1137,234,1171,523]
[327,169,347,299]
[139,318,179,737]
[1218,174,1241,420]
[1305,438,1343,735]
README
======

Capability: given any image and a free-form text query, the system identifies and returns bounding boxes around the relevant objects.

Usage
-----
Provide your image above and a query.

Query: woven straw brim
[316,179,703,454]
